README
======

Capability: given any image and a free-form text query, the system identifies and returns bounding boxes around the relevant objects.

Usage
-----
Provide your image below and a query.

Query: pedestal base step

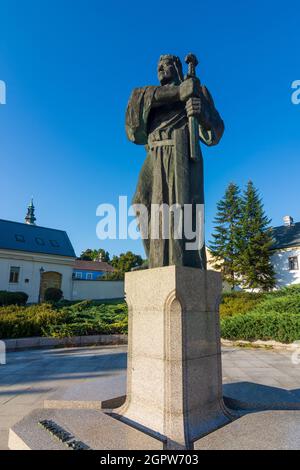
[9,408,164,450]
[44,375,126,410]
[9,408,300,450]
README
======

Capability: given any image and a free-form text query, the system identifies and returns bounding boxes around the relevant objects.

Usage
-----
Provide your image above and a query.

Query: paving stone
[195,411,300,450]
[0,431,9,451]
[0,345,300,450]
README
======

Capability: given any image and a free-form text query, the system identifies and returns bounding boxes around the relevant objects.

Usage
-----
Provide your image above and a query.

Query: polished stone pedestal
[9,266,233,450]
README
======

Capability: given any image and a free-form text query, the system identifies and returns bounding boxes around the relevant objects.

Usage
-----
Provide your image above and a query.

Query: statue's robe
[126,84,224,269]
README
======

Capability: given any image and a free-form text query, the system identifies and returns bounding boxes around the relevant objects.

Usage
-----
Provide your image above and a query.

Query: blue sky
[0,0,299,258]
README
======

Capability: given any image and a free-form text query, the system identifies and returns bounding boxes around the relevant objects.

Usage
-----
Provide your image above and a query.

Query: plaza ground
[1,345,300,450]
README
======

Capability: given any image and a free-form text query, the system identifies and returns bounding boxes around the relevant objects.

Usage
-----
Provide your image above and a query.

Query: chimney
[283,215,294,227]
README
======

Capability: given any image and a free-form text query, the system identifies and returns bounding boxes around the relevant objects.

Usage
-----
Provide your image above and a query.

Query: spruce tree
[209,183,242,290]
[236,181,275,291]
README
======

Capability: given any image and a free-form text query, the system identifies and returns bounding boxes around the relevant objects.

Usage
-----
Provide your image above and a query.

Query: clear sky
[0,0,299,258]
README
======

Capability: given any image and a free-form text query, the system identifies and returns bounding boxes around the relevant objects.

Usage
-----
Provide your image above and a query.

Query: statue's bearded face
[158,58,178,85]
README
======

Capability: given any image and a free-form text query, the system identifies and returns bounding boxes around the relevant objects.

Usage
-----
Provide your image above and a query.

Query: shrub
[0,301,128,339]
[0,291,28,306]
[43,323,96,338]
[221,312,300,343]
[265,285,300,298]
[44,288,63,303]
[248,292,300,316]
[44,318,128,338]
[0,304,70,339]
[14,292,29,305]
[220,291,265,318]
[68,300,93,312]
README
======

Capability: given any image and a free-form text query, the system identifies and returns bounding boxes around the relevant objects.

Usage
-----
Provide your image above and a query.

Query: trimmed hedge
[221,312,300,343]
[0,291,28,306]
[220,286,300,318]
[249,294,300,315]
[220,286,300,342]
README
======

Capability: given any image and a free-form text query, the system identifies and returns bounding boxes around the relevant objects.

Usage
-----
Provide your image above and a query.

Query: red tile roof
[74,259,114,272]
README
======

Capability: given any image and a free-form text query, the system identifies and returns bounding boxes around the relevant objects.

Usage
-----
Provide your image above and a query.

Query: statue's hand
[185,97,201,118]
[179,78,201,102]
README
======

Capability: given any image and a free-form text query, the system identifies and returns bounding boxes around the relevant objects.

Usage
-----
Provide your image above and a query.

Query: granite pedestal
[114,266,233,448]
[9,266,233,450]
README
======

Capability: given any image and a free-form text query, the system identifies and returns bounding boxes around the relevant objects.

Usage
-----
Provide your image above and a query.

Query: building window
[50,240,60,247]
[9,267,20,283]
[35,237,45,246]
[75,272,82,279]
[289,256,299,271]
[86,273,93,280]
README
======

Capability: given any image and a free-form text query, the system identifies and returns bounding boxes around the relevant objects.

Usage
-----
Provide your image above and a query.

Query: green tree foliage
[102,270,124,281]
[209,183,241,290]
[112,251,143,272]
[210,181,276,291]
[236,181,276,291]
[79,248,110,262]
[104,251,144,280]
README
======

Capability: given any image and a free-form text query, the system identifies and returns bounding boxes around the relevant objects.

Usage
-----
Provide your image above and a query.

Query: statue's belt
[149,139,174,151]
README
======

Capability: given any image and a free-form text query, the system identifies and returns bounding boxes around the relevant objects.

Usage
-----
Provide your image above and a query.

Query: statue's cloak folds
[126,86,157,145]
[125,85,224,269]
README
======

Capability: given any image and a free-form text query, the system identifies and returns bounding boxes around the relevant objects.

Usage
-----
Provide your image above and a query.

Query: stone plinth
[113,266,232,448]
[9,266,233,450]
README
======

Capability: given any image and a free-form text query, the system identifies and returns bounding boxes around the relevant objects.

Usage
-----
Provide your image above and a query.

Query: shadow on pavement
[224,381,300,411]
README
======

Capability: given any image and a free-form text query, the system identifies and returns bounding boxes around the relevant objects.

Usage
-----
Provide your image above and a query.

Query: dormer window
[50,240,60,247]
[289,256,299,271]
[15,234,25,243]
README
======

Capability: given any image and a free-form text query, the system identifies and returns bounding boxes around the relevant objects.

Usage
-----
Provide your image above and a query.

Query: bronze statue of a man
[126,54,224,269]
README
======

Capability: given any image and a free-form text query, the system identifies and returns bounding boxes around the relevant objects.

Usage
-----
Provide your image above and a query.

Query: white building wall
[0,249,74,303]
[72,280,124,301]
[271,247,300,288]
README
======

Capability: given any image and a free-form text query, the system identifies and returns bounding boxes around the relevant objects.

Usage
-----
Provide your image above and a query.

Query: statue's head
[157,55,183,86]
